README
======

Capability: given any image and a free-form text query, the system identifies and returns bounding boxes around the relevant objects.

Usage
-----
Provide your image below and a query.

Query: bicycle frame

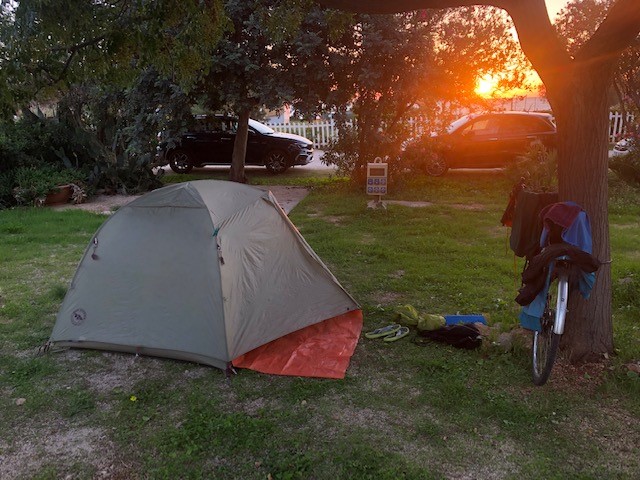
[531,259,570,386]
[553,273,569,335]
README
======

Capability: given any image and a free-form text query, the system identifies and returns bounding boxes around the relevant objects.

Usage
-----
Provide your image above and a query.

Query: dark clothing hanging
[515,243,600,307]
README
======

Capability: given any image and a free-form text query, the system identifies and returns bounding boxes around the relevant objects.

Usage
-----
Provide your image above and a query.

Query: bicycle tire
[531,275,567,386]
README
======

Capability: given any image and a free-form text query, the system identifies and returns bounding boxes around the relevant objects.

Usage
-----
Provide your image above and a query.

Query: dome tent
[50,180,362,378]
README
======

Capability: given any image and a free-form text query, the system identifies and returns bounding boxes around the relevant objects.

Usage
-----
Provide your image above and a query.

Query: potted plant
[12,166,86,206]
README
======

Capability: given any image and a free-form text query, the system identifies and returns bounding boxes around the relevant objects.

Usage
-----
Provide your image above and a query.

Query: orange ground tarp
[232,309,363,379]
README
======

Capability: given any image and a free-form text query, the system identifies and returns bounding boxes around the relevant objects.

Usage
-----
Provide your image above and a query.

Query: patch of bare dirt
[52,185,309,215]
[322,215,345,225]
[359,233,376,245]
[382,201,485,211]
[386,200,434,208]
[1,351,178,479]
[544,359,609,393]
[370,291,405,306]
[0,420,130,479]
[51,194,140,215]
[449,203,486,211]
[257,186,309,214]
[82,351,168,395]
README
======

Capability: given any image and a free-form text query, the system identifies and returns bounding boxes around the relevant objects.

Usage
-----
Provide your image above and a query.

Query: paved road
[160,150,335,175]
[305,150,334,170]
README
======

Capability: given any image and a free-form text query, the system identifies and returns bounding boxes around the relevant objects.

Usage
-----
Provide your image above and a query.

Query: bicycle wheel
[531,275,567,386]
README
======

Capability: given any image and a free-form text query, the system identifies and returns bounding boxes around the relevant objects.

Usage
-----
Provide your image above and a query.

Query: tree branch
[576,0,640,65]
[50,35,107,54]
[316,0,575,103]
[316,0,509,14]
[502,0,571,94]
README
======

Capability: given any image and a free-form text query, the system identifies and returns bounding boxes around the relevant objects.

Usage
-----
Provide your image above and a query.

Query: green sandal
[365,324,401,339]
[383,326,410,342]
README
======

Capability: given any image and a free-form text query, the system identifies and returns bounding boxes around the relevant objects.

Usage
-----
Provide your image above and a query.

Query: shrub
[0,110,164,208]
[323,120,428,187]
[398,136,447,175]
[0,118,52,173]
[322,125,360,177]
[504,141,558,192]
[0,171,15,208]
[11,165,86,206]
[609,137,640,188]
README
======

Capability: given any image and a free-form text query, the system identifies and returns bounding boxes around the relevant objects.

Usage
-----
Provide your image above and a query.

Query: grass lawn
[1,169,639,479]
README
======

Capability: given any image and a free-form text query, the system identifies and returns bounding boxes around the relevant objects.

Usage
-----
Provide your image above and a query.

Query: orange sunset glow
[473,0,565,99]
[475,70,543,99]
[475,75,498,97]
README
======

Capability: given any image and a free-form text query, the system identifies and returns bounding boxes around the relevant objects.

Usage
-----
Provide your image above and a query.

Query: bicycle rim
[532,279,562,386]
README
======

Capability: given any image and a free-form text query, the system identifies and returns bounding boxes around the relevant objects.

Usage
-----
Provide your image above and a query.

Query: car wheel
[425,153,448,176]
[264,150,289,174]
[168,150,194,174]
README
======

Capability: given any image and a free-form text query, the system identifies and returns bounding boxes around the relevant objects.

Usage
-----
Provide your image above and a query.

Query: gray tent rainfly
[50,180,361,375]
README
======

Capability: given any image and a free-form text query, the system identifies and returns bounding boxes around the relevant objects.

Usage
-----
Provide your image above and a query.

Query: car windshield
[446,115,474,134]
[249,119,275,135]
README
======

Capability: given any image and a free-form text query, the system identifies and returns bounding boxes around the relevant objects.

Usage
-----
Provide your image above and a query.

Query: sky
[545,0,569,21]
[475,1,570,97]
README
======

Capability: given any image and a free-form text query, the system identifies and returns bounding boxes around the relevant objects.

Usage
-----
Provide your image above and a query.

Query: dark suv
[402,111,557,176]
[158,115,314,174]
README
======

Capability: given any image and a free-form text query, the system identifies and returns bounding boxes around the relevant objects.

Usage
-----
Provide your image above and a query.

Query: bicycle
[531,256,570,385]
[503,188,600,386]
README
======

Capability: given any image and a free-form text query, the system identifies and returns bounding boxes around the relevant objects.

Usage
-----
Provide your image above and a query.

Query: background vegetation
[1,0,638,204]
[0,0,535,205]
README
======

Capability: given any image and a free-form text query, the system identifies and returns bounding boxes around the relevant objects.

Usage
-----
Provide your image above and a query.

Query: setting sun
[475,70,544,99]
[475,75,498,98]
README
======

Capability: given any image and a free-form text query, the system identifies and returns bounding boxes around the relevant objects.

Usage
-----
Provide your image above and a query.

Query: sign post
[366,157,388,209]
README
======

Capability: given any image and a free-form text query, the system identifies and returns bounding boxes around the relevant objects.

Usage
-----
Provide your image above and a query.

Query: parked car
[158,115,314,174]
[401,111,557,176]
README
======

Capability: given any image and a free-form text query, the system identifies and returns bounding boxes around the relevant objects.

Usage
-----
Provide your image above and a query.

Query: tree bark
[506,0,640,362]
[317,0,640,363]
[552,67,613,362]
[229,108,250,183]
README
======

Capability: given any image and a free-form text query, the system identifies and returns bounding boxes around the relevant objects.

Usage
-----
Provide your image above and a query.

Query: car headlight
[291,142,312,151]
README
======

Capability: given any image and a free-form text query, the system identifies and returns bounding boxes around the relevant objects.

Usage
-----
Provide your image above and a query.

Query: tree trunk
[550,65,613,362]
[229,109,250,183]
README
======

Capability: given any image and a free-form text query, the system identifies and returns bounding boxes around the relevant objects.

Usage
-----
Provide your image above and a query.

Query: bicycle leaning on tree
[502,186,602,386]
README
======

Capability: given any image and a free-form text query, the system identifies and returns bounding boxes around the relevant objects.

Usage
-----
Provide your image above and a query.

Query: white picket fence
[265,117,430,148]
[265,120,336,148]
[267,111,635,148]
[609,111,635,142]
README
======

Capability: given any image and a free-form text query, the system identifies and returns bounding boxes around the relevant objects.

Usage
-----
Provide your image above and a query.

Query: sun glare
[475,75,497,98]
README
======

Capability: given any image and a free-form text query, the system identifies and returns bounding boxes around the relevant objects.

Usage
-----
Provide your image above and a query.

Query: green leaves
[0,0,230,112]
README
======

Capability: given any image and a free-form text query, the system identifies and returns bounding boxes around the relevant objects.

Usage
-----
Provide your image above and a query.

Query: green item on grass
[383,326,410,342]
[417,314,446,332]
[394,304,420,326]
[365,324,401,339]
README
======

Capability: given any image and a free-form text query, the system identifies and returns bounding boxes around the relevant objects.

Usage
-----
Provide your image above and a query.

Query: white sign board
[366,158,388,196]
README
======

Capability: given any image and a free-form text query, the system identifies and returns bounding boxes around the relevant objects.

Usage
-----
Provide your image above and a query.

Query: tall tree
[0,0,229,193]
[555,0,640,122]
[198,0,352,182]
[318,0,640,362]
[323,11,443,179]
[0,0,228,116]
[321,7,528,179]
[432,6,531,103]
